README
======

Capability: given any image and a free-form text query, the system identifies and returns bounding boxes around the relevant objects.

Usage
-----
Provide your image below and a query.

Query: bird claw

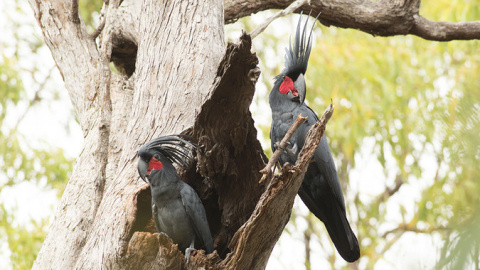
[152,204,158,216]
[275,141,296,156]
[158,232,169,238]
[185,247,196,264]
[285,147,296,156]
[274,141,290,150]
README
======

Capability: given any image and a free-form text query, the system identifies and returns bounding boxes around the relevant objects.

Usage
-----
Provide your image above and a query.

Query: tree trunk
[30,0,280,268]
[30,0,238,268]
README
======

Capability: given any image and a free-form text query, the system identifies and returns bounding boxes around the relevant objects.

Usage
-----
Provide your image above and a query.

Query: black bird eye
[282,75,286,80]
[153,154,160,160]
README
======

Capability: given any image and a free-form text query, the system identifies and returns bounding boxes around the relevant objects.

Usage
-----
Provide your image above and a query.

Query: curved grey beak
[137,158,149,183]
[293,73,306,104]
[288,90,300,102]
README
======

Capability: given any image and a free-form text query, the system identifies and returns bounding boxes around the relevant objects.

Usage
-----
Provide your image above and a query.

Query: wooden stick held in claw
[259,115,307,183]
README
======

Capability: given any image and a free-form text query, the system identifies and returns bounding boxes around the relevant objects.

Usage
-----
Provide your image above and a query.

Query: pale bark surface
[29,0,480,269]
[31,0,228,268]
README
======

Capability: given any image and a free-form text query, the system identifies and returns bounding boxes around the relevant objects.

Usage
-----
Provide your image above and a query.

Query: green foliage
[437,210,480,270]
[78,0,103,31]
[306,12,480,265]
[0,205,48,270]
[0,56,23,107]
[0,69,73,268]
[0,1,74,268]
[307,24,480,267]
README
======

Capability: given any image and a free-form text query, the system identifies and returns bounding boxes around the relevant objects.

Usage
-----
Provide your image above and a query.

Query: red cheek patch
[147,157,163,174]
[279,76,298,96]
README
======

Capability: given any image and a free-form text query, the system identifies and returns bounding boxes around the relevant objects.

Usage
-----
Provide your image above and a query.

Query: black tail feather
[322,202,360,262]
[298,188,360,262]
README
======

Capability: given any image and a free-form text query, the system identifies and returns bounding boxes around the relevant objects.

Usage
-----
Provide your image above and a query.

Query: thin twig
[91,0,110,40]
[259,115,307,183]
[249,0,309,39]
[376,174,404,204]
[381,223,449,238]
[91,18,106,40]
[13,65,56,132]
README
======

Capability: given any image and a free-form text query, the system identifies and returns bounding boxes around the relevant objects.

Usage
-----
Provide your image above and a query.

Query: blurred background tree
[1,0,479,269]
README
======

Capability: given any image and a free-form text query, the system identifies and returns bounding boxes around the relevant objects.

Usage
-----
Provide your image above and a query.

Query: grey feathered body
[149,159,214,253]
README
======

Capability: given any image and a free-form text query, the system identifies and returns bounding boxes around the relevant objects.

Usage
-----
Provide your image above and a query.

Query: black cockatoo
[269,15,360,262]
[137,135,214,261]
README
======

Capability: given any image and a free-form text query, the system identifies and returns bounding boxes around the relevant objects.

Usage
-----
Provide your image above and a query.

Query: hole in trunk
[131,185,156,234]
[111,38,137,77]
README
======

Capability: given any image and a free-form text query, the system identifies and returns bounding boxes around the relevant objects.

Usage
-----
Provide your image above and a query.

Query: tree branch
[259,115,307,183]
[224,0,480,41]
[220,101,334,269]
[91,14,106,40]
[376,174,404,204]
[103,0,479,75]
[249,0,309,39]
[28,0,109,130]
[411,15,480,41]
[382,223,449,238]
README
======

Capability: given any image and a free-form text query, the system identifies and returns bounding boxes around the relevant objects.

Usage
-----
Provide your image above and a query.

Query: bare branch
[382,223,450,238]
[304,215,314,270]
[259,115,307,183]
[376,174,404,204]
[411,15,480,41]
[249,0,309,39]
[91,15,106,40]
[379,229,404,256]
[12,65,57,131]
[106,0,480,56]
[27,0,109,129]
[224,0,480,41]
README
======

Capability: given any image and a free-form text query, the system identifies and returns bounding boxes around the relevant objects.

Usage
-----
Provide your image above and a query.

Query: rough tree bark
[29,0,479,269]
